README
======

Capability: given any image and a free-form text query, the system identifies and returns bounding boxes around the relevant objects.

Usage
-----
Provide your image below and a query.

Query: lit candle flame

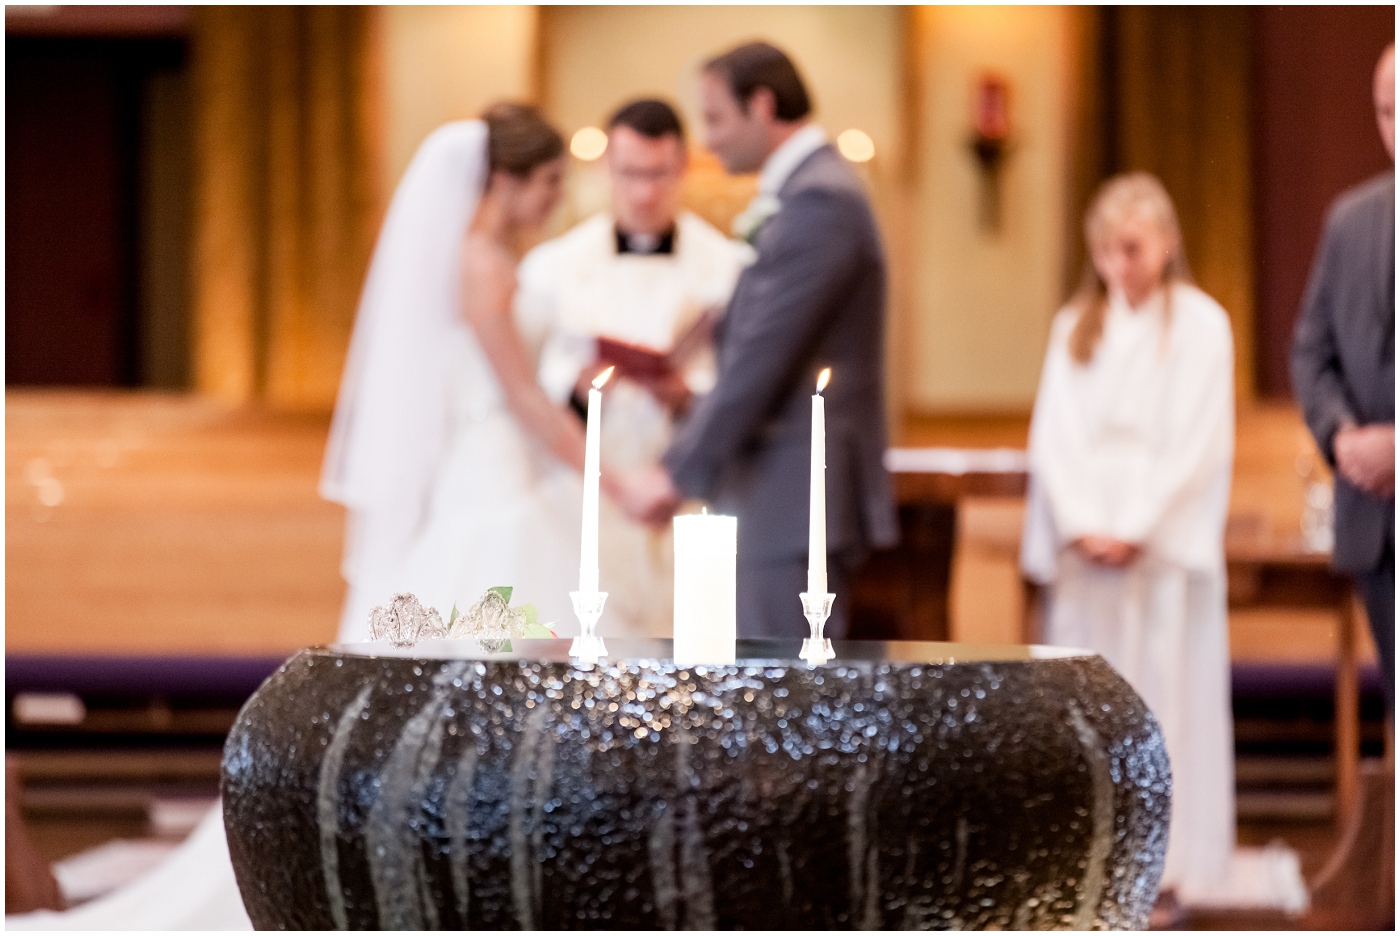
[593,366,616,390]
[816,368,831,394]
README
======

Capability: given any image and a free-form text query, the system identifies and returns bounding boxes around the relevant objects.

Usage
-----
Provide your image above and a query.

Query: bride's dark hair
[481,102,564,178]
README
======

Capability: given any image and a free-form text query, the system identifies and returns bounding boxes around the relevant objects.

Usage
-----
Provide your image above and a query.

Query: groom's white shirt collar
[758,124,828,196]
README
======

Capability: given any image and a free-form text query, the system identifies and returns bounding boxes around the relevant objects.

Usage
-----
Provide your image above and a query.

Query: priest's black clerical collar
[615,226,675,255]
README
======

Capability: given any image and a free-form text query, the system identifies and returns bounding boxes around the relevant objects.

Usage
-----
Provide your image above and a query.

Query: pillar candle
[808,369,831,596]
[673,512,737,665]
[579,366,614,594]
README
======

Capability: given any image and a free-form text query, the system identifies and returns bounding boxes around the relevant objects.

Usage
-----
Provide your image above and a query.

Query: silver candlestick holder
[798,591,835,665]
[569,590,608,665]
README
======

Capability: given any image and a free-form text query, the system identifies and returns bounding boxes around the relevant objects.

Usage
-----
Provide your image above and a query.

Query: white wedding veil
[322,120,489,592]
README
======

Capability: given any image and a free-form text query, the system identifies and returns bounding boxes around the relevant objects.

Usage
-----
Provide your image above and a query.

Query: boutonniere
[731,193,782,245]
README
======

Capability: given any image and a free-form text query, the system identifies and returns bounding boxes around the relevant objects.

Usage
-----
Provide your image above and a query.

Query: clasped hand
[605,463,681,529]
[1072,535,1141,568]
[1334,423,1395,500]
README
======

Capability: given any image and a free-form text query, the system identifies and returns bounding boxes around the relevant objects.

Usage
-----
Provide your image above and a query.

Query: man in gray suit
[622,41,897,638]
[1292,44,1395,704]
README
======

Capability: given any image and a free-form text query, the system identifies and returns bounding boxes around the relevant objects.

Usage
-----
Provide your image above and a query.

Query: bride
[325,103,626,639]
[6,104,606,931]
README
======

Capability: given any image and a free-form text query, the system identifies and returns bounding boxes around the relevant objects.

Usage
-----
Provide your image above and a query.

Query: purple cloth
[1231,660,1385,700]
[5,654,288,697]
[4,654,1384,704]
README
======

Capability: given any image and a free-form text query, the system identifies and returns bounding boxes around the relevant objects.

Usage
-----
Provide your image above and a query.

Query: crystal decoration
[569,590,608,665]
[367,593,446,648]
[798,591,836,665]
[449,589,528,652]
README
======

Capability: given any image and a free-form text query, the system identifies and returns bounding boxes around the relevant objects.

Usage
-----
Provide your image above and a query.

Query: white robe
[1021,283,1236,903]
[517,211,751,637]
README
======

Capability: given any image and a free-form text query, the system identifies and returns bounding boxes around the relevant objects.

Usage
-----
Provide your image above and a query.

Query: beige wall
[539,6,904,171]
[907,6,1076,413]
[538,6,906,230]
[539,5,909,422]
[372,6,1079,418]
[379,6,540,194]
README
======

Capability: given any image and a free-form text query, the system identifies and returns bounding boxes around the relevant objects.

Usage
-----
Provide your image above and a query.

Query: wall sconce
[969,73,1011,232]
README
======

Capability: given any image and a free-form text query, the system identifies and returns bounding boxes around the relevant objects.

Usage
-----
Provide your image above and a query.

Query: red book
[593,307,720,384]
[595,336,672,382]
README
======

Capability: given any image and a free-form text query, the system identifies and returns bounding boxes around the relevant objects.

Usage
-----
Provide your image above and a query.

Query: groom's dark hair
[608,98,685,143]
[704,41,811,122]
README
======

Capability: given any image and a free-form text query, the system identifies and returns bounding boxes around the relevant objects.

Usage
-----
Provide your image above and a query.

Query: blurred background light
[570,126,608,161]
[837,128,875,163]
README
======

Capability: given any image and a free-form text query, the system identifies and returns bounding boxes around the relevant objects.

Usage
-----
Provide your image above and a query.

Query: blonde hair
[1068,171,1192,364]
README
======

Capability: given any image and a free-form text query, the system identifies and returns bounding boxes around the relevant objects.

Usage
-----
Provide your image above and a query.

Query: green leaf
[520,603,539,627]
[520,618,555,639]
[488,586,513,603]
[447,604,460,628]
[500,639,513,653]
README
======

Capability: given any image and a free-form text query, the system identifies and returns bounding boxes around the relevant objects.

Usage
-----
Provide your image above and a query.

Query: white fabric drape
[1021,283,1237,902]
[6,804,251,931]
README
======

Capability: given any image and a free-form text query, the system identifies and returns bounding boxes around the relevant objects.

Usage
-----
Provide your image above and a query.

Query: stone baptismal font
[221,639,1170,929]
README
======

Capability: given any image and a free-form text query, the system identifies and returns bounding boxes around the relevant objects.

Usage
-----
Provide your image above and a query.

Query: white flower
[731,193,782,244]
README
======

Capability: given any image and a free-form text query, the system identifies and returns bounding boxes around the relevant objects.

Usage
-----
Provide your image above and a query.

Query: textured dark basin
[222,639,1169,930]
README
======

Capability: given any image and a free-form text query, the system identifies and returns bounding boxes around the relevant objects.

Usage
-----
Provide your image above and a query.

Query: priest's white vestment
[517,210,751,636]
[1021,283,1235,903]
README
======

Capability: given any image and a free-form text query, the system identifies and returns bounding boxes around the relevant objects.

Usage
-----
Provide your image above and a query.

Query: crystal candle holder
[798,591,835,665]
[569,590,608,665]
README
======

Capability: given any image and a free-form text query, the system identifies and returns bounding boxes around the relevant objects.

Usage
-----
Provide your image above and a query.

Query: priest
[516,98,750,636]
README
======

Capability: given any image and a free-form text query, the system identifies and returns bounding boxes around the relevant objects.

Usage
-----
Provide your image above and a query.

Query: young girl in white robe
[1020,172,1236,905]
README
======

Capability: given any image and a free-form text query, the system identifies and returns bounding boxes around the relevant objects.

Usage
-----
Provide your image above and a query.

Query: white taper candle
[579,366,614,594]
[808,368,831,596]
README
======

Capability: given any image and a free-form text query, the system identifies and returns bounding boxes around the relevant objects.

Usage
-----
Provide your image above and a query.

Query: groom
[625,41,897,638]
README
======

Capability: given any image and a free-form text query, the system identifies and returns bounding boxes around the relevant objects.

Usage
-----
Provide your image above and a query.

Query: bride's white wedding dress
[7,120,590,930]
[354,311,584,634]
[6,807,251,930]
[324,119,583,639]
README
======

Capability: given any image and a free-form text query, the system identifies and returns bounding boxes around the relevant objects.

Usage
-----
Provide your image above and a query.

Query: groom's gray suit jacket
[663,144,899,564]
